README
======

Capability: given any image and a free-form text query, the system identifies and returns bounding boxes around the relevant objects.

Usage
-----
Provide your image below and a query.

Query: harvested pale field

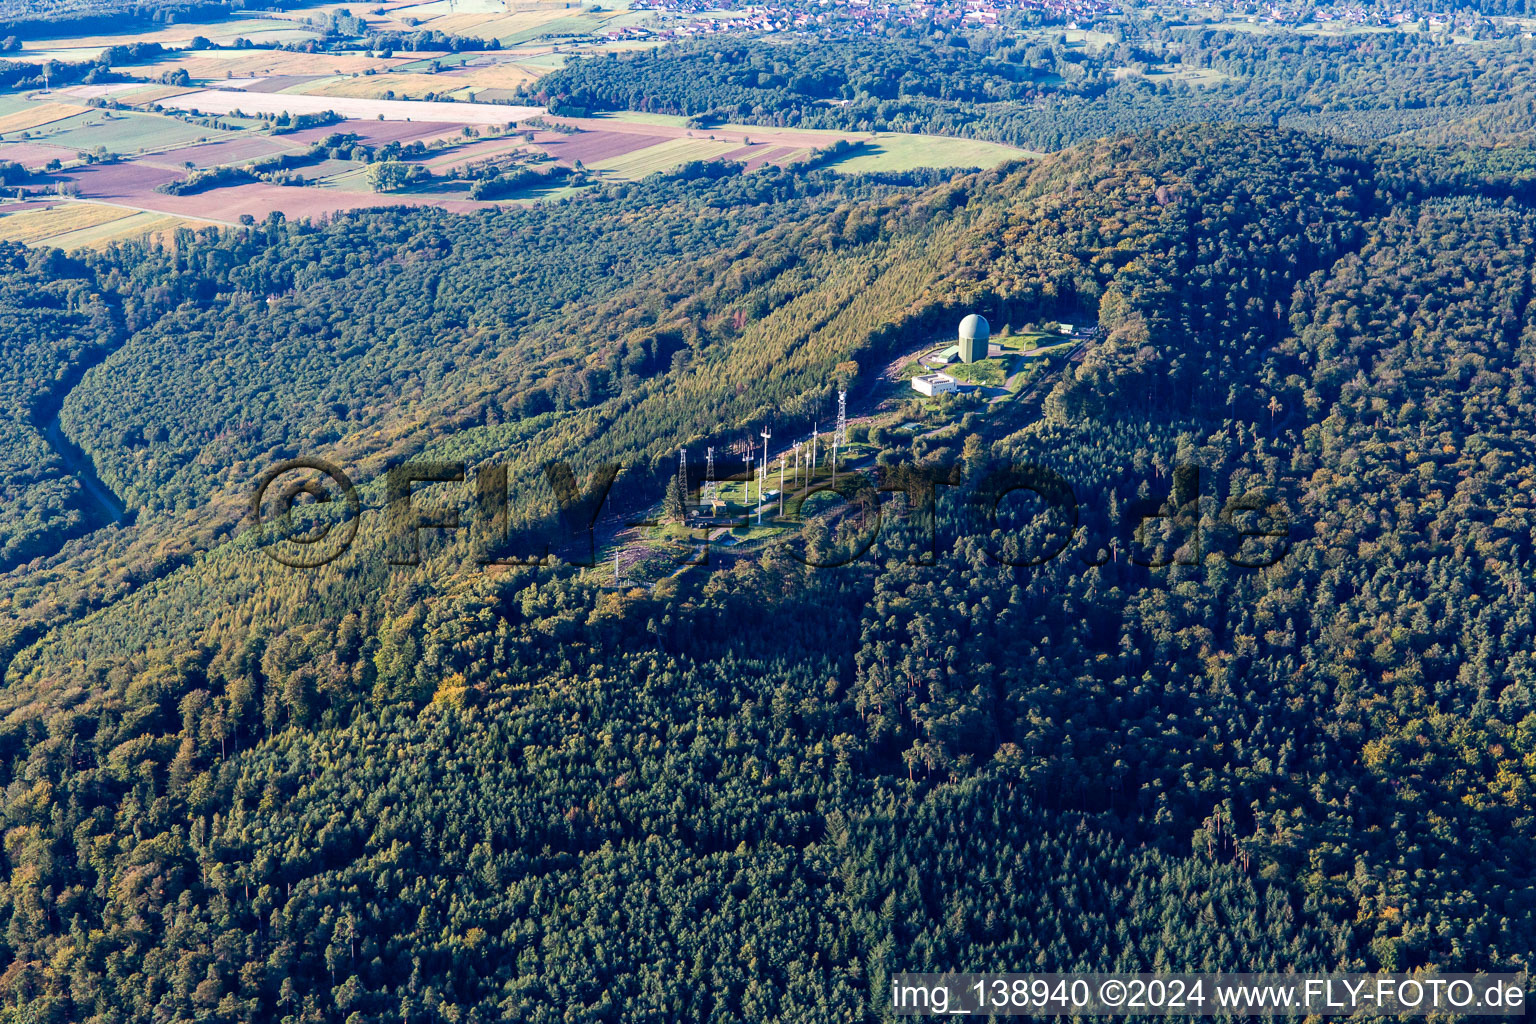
[589,136,742,179]
[158,90,542,125]
[0,141,80,169]
[0,202,134,245]
[0,102,92,135]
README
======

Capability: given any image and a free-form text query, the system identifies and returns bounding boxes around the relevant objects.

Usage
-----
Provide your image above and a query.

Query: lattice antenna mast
[677,448,688,506]
[758,427,772,524]
[705,447,716,503]
[837,389,848,447]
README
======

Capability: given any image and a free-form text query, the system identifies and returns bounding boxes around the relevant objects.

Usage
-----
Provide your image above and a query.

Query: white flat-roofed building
[912,372,959,396]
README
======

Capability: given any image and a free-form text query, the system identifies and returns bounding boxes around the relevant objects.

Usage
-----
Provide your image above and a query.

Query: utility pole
[778,453,786,516]
[745,435,755,505]
[758,427,772,525]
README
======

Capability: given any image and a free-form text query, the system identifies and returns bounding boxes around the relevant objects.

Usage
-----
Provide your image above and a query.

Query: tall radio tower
[677,448,688,507]
[704,446,716,504]
[836,389,848,448]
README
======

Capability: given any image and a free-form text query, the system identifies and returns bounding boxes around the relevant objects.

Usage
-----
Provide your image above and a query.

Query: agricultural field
[587,135,743,178]
[0,200,216,249]
[154,89,542,126]
[17,19,321,58]
[0,3,1038,245]
[0,201,127,244]
[254,0,636,45]
[120,49,406,81]
[824,133,1038,173]
[0,102,92,135]
[0,87,1032,229]
[15,110,236,153]
[290,59,545,102]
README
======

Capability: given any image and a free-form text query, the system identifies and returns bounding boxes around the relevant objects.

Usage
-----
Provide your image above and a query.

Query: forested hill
[0,126,1534,1019]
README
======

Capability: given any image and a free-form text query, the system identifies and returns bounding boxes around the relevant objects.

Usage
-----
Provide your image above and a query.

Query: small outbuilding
[912,372,959,397]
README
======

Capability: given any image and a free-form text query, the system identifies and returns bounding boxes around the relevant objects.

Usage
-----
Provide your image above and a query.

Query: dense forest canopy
[0,122,1531,1019]
[532,29,1536,148]
[0,0,1534,1013]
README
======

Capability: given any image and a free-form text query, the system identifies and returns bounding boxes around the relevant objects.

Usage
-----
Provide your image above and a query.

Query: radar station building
[958,313,989,363]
